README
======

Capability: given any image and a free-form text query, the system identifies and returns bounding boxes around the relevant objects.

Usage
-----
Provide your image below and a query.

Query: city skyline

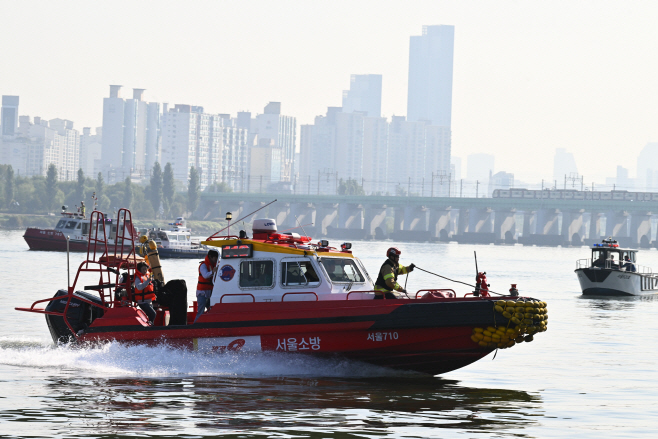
[2,1,658,183]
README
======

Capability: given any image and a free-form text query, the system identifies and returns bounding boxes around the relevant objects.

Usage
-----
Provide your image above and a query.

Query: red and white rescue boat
[16,209,548,375]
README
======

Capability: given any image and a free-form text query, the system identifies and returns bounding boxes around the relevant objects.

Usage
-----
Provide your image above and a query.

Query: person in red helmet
[374,247,415,299]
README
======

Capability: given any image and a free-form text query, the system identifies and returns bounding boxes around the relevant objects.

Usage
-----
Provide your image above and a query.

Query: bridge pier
[605,210,630,246]
[561,210,584,246]
[316,203,339,236]
[521,211,535,238]
[456,208,469,235]
[288,203,315,232]
[520,209,561,246]
[630,212,652,248]
[429,206,452,241]
[455,207,494,244]
[364,204,388,239]
[587,212,603,243]
[240,201,266,224]
[404,206,428,231]
[493,209,516,244]
[268,203,292,228]
[338,204,364,229]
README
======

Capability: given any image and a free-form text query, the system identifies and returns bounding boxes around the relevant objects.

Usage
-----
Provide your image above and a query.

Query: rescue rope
[414,266,506,296]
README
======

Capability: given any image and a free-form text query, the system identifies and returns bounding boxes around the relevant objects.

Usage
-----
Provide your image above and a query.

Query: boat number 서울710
[367,332,399,341]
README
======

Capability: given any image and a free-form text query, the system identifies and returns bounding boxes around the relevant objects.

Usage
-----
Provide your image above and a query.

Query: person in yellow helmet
[373,247,415,299]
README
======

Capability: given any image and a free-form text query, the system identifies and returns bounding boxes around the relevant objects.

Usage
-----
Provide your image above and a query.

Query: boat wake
[0,337,416,378]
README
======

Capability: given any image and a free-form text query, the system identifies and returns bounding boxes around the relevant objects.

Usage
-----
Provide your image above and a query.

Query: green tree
[95,171,104,198]
[337,178,365,196]
[150,162,163,217]
[187,166,200,216]
[45,164,58,212]
[163,162,175,216]
[205,181,233,193]
[5,165,14,208]
[123,176,133,209]
[75,168,85,203]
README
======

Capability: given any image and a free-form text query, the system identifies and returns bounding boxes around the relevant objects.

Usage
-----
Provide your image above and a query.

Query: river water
[1,229,657,438]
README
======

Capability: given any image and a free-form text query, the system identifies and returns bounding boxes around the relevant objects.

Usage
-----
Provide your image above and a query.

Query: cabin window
[65,221,77,229]
[281,261,320,286]
[55,220,67,229]
[240,260,274,288]
[75,222,82,229]
[320,258,365,283]
[81,223,89,235]
[158,232,168,241]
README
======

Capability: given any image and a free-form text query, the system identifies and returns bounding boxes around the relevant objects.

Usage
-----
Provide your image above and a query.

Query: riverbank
[0,213,227,235]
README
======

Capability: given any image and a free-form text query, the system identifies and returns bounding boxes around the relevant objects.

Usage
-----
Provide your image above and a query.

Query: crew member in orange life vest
[194,249,219,323]
[134,261,157,324]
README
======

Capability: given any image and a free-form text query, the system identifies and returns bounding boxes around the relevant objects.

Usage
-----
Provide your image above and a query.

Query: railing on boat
[576,258,652,274]
[16,209,140,338]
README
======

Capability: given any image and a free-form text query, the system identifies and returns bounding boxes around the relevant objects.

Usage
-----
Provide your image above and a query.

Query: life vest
[375,259,398,292]
[197,255,216,291]
[134,270,156,302]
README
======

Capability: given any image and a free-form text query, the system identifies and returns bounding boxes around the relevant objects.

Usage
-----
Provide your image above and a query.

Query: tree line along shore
[0,162,232,233]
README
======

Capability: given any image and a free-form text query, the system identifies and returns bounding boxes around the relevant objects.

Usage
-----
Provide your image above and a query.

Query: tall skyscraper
[553,148,578,184]
[101,85,162,182]
[1,95,19,136]
[342,74,382,117]
[407,25,454,127]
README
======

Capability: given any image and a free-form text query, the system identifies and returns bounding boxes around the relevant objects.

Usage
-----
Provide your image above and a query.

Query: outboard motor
[44,290,104,343]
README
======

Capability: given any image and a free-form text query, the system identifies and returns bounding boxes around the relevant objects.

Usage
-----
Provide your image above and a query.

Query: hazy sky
[2,0,658,183]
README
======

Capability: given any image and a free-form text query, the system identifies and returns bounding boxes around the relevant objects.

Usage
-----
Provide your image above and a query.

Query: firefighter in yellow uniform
[374,247,415,299]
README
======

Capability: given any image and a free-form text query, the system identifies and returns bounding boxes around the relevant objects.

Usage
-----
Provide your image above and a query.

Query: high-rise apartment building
[342,74,382,117]
[1,96,19,136]
[407,25,454,127]
[161,105,248,190]
[101,85,162,182]
[1,115,79,179]
[362,116,388,194]
[250,102,297,183]
[299,108,340,194]
[80,127,102,178]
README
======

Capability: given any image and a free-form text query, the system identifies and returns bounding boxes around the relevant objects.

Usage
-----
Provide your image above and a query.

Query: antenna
[295,215,309,237]
[474,251,479,275]
[207,199,277,240]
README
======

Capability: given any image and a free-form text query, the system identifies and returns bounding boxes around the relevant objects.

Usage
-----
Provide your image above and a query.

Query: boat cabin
[144,218,195,250]
[589,239,637,271]
[202,219,375,304]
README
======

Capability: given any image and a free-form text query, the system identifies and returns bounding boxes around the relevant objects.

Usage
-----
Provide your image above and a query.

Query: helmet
[387,247,401,258]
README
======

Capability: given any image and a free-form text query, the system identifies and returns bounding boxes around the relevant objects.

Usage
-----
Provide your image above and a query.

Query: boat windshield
[591,249,636,268]
[55,220,66,229]
[320,258,365,283]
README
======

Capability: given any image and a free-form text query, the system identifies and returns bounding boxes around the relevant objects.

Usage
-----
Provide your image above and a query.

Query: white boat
[138,217,208,258]
[575,238,658,296]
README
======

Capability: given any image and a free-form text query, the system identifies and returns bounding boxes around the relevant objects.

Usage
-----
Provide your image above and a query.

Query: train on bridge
[492,188,658,202]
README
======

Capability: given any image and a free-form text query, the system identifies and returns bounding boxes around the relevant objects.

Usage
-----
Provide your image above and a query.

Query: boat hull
[24,228,131,252]
[76,298,505,375]
[575,268,658,296]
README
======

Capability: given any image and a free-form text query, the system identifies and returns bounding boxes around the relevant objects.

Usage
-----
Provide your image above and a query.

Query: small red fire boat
[16,208,548,375]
